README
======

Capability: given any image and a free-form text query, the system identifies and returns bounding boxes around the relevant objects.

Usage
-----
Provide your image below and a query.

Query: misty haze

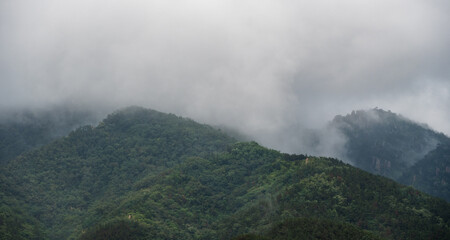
[1,0,450,153]
[1,1,450,239]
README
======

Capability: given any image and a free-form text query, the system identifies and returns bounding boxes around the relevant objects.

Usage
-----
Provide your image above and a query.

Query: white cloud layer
[1,0,449,153]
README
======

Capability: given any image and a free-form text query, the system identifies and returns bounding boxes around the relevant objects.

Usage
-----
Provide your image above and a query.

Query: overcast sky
[1,0,449,154]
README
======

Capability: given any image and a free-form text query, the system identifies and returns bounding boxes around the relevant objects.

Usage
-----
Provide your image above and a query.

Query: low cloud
[1,0,449,154]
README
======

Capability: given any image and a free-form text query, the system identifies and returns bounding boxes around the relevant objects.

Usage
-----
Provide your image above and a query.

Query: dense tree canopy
[331,108,450,201]
[1,107,449,239]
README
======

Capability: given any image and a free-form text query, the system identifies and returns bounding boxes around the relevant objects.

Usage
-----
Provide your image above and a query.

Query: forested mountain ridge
[81,144,449,240]
[399,142,450,201]
[1,107,449,239]
[1,106,236,239]
[331,108,450,201]
[0,107,102,165]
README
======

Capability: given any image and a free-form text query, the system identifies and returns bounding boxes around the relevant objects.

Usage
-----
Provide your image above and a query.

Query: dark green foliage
[79,220,148,240]
[2,106,235,239]
[88,143,449,240]
[0,107,100,165]
[332,109,448,180]
[232,233,268,240]
[399,142,450,201]
[0,171,47,240]
[234,218,383,240]
[0,205,46,240]
[1,107,449,240]
[218,156,450,240]
[331,108,450,201]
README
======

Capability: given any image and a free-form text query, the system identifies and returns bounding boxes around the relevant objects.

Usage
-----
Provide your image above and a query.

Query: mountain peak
[333,108,406,128]
[331,108,448,180]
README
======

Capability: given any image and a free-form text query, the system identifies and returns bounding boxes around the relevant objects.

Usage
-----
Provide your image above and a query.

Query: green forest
[1,107,449,239]
[331,109,450,201]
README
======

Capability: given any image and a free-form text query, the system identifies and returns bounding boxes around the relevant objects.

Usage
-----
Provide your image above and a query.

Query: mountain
[1,106,236,239]
[232,218,384,240]
[330,108,450,201]
[0,173,47,239]
[1,107,449,239]
[79,146,449,240]
[399,142,450,201]
[0,107,102,239]
[0,106,102,165]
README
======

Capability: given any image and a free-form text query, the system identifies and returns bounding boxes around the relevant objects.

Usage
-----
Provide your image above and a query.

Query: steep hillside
[2,107,449,240]
[0,107,102,165]
[0,173,46,240]
[331,108,449,180]
[232,218,383,240]
[330,108,450,201]
[2,106,236,239]
[79,143,449,240]
[399,142,450,201]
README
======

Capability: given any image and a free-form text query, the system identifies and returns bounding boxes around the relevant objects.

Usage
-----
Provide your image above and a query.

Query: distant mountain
[399,142,450,201]
[1,106,449,240]
[0,106,102,164]
[330,108,450,201]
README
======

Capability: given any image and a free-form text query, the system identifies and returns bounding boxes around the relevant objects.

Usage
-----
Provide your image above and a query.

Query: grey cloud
[1,0,449,154]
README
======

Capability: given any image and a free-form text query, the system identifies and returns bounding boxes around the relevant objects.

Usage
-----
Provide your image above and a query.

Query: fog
[1,0,449,155]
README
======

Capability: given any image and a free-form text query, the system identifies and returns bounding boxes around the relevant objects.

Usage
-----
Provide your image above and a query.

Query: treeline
[1,107,449,239]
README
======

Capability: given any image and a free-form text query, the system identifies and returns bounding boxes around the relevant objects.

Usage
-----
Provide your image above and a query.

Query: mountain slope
[0,107,101,165]
[232,218,383,240]
[2,106,236,239]
[0,173,47,240]
[330,109,450,201]
[80,143,449,240]
[331,109,448,180]
[399,142,450,201]
[2,107,449,239]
